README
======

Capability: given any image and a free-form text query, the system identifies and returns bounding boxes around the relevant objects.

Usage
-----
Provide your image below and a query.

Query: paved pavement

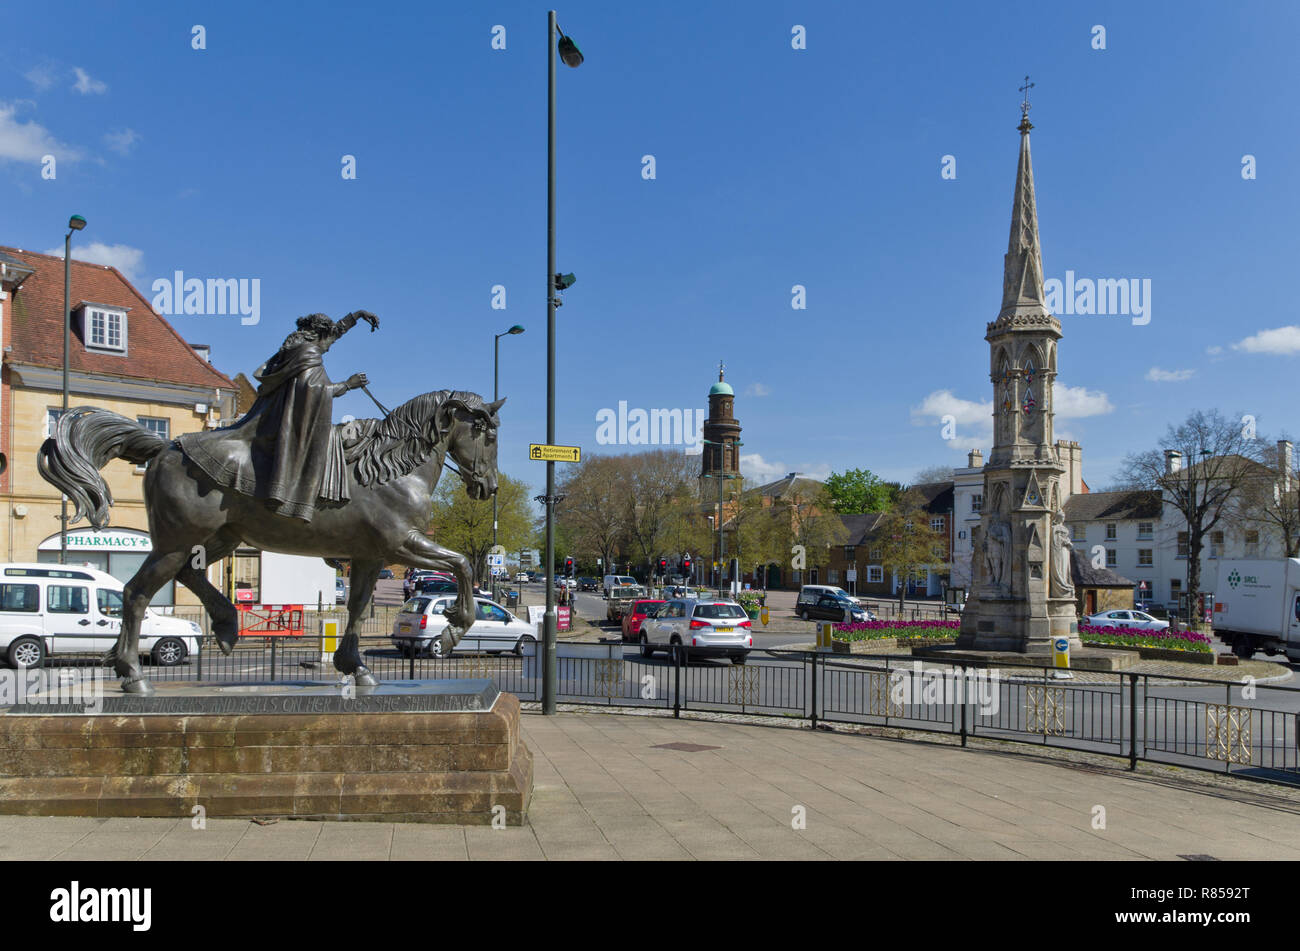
[3,709,1299,860]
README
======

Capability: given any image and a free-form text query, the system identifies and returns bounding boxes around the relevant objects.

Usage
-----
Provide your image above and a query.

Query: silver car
[639,598,753,664]
[1085,609,1170,631]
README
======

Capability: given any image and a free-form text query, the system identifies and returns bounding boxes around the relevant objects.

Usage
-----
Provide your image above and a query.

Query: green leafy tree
[873,488,945,611]
[430,473,533,584]
[825,468,899,514]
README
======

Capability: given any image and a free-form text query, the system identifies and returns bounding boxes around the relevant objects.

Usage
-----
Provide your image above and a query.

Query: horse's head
[439,395,504,501]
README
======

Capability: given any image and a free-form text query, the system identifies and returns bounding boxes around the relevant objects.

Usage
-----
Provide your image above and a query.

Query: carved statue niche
[1049,513,1075,598]
[984,519,1011,589]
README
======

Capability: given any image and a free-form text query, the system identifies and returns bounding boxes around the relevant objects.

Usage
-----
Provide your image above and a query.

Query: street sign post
[529,443,581,463]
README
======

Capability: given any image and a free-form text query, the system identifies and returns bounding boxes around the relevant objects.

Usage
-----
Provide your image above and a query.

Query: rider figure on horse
[178,310,380,521]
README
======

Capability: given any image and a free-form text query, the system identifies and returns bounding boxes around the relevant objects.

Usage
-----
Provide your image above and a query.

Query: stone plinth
[0,680,532,824]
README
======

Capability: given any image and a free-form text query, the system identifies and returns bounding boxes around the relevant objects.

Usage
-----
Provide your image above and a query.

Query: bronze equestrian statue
[38,311,504,694]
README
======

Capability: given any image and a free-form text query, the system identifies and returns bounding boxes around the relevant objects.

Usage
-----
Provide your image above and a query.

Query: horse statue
[37,389,502,694]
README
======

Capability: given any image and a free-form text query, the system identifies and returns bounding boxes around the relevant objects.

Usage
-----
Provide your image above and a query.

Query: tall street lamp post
[61,214,86,565]
[542,11,583,716]
[492,324,525,598]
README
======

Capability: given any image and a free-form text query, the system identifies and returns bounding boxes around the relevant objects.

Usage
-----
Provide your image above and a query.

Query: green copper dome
[709,380,734,397]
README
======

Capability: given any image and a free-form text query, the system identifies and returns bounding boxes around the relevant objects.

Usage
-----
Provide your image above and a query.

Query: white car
[515,572,529,584]
[639,598,753,664]
[1085,609,1170,631]
[0,563,201,668]
[390,594,538,658]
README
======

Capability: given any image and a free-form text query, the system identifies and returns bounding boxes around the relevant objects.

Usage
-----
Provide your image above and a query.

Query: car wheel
[798,607,808,620]
[151,637,187,667]
[640,632,654,659]
[1232,637,1254,659]
[8,636,45,670]
[427,637,445,659]
[731,653,747,665]
[514,634,536,657]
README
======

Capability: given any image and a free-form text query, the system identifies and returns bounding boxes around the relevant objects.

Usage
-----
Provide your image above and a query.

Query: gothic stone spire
[997,107,1051,322]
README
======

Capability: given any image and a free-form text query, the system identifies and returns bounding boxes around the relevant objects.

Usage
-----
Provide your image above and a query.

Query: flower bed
[832,619,959,642]
[1078,624,1213,654]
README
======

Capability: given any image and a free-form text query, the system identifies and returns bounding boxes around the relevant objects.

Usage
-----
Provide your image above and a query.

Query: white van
[0,563,202,669]
[603,574,639,599]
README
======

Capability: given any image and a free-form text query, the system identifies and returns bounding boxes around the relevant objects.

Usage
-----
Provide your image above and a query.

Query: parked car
[415,578,458,596]
[1084,609,1170,631]
[335,577,347,604]
[622,600,667,641]
[661,585,702,600]
[795,585,861,619]
[638,598,752,664]
[378,568,394,580]
[0,563,201,668]
[526,571,537,582]
[390,595,537,658]
[515,572,530,584]
[804,594,873,623]
[404,570,438,599]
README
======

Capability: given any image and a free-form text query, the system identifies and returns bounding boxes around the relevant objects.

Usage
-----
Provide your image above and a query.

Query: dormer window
[83,305,127,353]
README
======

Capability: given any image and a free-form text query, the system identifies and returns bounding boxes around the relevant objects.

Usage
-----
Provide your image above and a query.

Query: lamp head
[557,31,584,68]
[508,324,525,335]
[68,215,86,231]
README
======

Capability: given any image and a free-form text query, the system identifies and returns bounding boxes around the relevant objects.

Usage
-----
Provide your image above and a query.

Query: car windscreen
[692,603,746,620]
[418,581,457,593]
[634,601,665,614]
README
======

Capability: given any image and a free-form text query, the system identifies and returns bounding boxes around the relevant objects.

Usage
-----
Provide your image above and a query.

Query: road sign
[487,552,505,567]
[529,443,581,463]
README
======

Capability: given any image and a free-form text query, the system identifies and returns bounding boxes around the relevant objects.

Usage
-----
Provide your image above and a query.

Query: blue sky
[4,0,1298,497]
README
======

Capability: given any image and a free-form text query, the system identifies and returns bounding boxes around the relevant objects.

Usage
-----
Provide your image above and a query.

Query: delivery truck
[1211,558,1300,660]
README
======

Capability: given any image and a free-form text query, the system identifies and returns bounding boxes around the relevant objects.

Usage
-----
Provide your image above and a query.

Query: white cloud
[739,453,830,484]
[1231,326,1300,356]
[0,102,80,163]
[910,389,991,426]
[24,65,56,91]
[72,68,107,95]
[1145,367,1194,383]
[1052,382,1114,418]
[1206,345,1223,356]
[103,128,138,155]
[43,242,144,283]
[743,383,771,397]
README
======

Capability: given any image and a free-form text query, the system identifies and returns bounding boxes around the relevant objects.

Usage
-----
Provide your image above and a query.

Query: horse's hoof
[120,677,154,696]
[214,628,237,656]
[354,669,378,688]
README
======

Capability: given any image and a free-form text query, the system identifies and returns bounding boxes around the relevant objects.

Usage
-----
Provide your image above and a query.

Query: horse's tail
[38,407,168,530]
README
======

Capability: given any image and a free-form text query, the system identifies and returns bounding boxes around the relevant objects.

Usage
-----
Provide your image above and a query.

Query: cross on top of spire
[718,359,726,381]
[1019,75,1035,117]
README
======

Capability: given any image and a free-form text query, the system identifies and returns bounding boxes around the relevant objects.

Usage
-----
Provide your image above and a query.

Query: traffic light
[658,557,667,574]
[682,554,692,574]
[564,557,574,576]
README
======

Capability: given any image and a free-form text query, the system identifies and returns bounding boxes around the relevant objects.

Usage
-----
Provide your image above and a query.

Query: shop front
[36,528,174,606]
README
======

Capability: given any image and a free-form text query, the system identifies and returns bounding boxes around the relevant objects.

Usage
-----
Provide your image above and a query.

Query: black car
[805,595,871,623]
[578,577,599,592]
[415,579,458,596]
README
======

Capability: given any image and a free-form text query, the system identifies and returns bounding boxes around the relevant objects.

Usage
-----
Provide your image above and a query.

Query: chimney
[967,449,983,469]
[1164,450,1183,475]
[1279,440,1294,494]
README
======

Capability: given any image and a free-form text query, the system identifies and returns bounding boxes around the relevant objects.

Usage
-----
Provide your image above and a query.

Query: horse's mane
[349,389,489,487]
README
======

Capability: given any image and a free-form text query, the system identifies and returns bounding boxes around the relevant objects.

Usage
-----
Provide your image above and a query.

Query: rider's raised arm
[328,310,379,343]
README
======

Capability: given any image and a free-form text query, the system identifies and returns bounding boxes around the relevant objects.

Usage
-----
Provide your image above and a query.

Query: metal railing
[27,634,1300,786]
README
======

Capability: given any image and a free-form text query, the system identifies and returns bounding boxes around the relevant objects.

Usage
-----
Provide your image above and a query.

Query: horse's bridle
[360,388,494,488]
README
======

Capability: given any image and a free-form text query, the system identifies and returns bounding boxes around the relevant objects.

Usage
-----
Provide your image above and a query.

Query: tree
[872,488,946,610]
[913,464,954,485]
[825,468,899,514]
[1120,409,1263,620]
[622,450,698,576]
[730,482,788,590]
[430,473,533,584]
[556,454,628,572]
[782,483,849,580]
[1236,436,1300,557]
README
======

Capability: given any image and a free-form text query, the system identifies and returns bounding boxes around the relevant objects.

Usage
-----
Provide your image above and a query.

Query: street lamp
[542,11,583,716]
[61,214,86,565]
[492,324,525,597]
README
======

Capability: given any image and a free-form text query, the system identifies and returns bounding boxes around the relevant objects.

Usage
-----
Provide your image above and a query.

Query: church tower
[957,85,1081,653]
[701,362,742,481]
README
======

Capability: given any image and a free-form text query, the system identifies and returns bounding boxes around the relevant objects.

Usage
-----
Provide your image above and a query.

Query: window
[97,588,123,617]
[930,517,945,532]
[0,584,39,612]
[1105,523,1117,540]
[1137,522,1153,539]
[1138,549,1153,566]
[1245,531,1260,558]
[931,544,946,560]
[47,585,88,614]
[1177,532,1188,559]
[45,408,64,439]
[843,546,855,561]
[1170,579,1182,600]
[1106,548,1117,567]
[869,547,882,560]
[971,494,983,513]
[85,307,126,352]
[867,566,883,583]
[828,569,839,584]
[137,417,170,440]
[1210,531,1224,558]
[1070,523,1085,541]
